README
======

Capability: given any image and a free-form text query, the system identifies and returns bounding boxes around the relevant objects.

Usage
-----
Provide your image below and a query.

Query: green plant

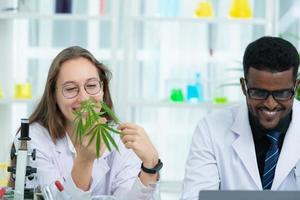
[297,73,300,101]
[73,99,121,158]
[279,34,300,101]
[296,88,300,101]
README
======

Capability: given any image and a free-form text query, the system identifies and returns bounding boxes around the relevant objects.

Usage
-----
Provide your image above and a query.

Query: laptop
[199,190,300,200]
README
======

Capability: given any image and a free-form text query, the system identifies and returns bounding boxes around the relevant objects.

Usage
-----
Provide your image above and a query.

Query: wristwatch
[141,159,163,174]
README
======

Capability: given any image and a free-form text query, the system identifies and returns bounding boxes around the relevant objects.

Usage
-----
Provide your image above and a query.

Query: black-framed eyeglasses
[247,88,295,101]
[61,79,103,99]
[243,79,296,101]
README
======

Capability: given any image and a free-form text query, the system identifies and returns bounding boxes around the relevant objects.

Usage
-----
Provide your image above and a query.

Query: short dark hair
[243,36,299,80]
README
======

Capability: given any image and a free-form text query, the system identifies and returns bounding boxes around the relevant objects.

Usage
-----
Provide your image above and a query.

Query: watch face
[141,159,163,174]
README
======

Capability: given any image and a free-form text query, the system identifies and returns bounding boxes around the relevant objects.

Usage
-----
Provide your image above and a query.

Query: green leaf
[87,130,97,147]
[101,124,122,135]
[103,128,119,152]
[102,130,111,152]
[85,125,97,136]
[91,106,100,122]
[84,116,90,132]
[74,116,84,144]
[96,129,101,158]
[100,101,120,124]
[78,120,84,143]
[98,111,105,115]
[73,99,121,155]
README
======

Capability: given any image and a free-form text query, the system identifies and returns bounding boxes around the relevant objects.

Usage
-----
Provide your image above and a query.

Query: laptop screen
[199,190,300,200]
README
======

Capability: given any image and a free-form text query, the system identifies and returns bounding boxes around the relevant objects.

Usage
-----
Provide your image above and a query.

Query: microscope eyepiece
[19,118,31,141]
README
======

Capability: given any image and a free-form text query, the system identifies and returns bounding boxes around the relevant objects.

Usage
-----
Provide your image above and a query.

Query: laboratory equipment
[194,1,214,18]
[7,119,37,200]
[229,0,252,18]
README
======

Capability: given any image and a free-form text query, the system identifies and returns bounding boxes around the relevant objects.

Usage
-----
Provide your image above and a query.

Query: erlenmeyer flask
[14,83,32,99]
[194,1,214,18]
[0,162,8,186]
[0,83,3,98]
[229,0,252,19]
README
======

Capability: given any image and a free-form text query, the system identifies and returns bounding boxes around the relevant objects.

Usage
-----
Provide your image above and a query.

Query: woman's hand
[74,117,107,162]
[75,135,107,162]
[118,123,159,168]
[71,117,107,191]
[119,123,160,186]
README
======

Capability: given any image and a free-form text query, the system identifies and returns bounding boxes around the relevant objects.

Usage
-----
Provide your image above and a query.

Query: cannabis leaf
[73,99,121,158]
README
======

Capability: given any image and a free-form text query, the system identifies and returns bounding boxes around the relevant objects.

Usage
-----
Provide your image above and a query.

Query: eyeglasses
[246,88,295,101]
[61,79,103,99]
[243,79,296,101]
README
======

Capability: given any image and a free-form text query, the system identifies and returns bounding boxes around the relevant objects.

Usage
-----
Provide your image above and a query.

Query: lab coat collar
[231,103,262,189]
[272,100,300,189]
[231,101,300,190]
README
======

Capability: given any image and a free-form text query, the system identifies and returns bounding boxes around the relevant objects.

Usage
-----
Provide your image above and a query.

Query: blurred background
[0,0,300,199]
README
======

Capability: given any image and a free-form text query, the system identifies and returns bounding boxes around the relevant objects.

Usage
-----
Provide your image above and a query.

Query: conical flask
[0,84,3,98]
[194,1,214,18]
[229,0,252,18]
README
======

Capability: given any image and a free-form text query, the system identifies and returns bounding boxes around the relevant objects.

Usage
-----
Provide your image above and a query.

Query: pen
[55,180,69,199]
[54,180,64,192]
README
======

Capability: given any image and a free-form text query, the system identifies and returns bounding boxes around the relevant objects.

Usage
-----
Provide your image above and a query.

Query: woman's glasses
[61,79,103,99]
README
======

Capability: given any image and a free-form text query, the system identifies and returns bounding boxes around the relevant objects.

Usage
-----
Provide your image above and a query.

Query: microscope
[7,118,37,200]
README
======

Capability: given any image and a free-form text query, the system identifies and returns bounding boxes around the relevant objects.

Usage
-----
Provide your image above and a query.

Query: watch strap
[141,159,163,174]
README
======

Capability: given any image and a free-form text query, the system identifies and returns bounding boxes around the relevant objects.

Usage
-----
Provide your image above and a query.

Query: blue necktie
[262,131,281,190]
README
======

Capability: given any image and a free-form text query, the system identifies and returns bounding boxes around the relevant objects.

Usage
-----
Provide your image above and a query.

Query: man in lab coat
[181,36,300,200]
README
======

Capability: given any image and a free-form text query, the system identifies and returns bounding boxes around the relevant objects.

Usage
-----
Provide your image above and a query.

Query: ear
[240,77,247,95]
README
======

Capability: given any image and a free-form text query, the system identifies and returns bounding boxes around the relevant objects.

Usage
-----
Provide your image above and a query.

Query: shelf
[0,12,112,21]
[131,16,268,25]
[134,50,243,63]
[128,100,238,109]
[0,98,38,105]
[26,47,117,60]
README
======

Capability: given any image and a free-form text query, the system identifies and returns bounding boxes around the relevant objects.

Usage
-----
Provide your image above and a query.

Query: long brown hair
[29,46,114,142]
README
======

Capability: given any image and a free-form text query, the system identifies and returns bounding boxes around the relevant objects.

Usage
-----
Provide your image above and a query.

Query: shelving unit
[131,16,269,24]
[0,99,38,105]
[128,100,238,109]
[124,0,279,106]
[0,13,112,20]
[0,0,281,199]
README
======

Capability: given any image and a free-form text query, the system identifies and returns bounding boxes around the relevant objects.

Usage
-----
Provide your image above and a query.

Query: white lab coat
[181,100,300,200]
[19,123,156,200]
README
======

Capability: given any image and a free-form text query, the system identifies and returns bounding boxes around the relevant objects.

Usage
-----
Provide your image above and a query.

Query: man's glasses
[61,79,103,99]
[247,88,295,101]
[243,79,296,101]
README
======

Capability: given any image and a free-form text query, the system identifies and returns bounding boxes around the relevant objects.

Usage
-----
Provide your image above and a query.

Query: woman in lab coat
[181,36,300,200]
[20,46,162,199]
